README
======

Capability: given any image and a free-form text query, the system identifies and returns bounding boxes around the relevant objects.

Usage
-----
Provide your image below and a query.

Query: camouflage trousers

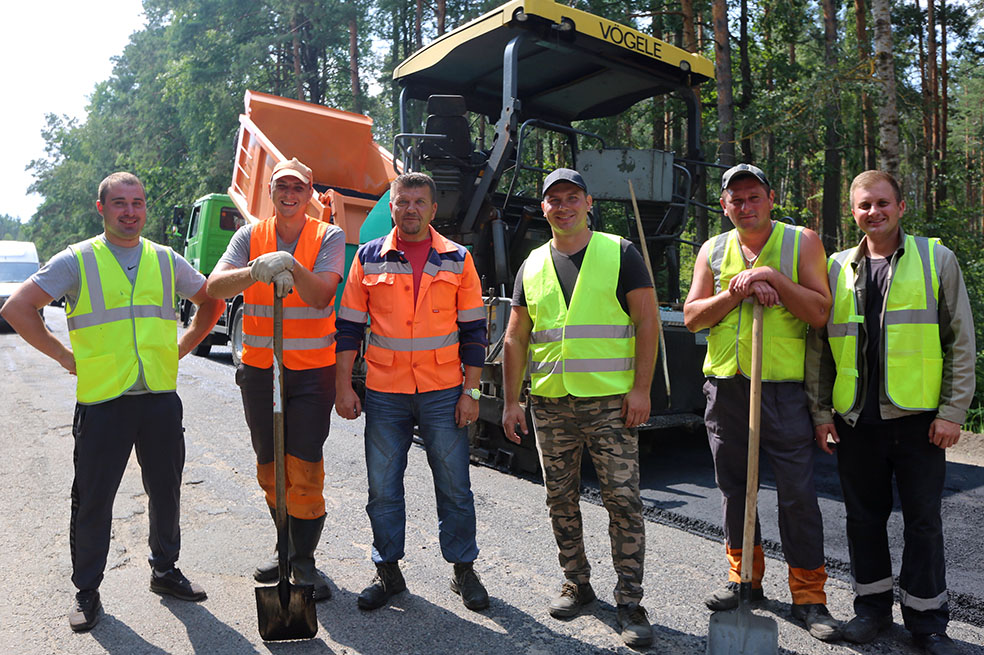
[531,394,645,606]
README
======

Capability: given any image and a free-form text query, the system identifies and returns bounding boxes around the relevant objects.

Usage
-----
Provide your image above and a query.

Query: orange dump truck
[177,90,397,364]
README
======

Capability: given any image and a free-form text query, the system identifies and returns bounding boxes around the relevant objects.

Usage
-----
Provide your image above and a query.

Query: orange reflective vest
[338,225,486,393]
[242,217,336,370]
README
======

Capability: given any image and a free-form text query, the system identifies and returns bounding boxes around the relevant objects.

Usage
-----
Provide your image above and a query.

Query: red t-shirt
[397,235,432,303]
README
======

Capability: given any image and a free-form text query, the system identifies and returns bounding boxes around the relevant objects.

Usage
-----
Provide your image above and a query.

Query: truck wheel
[230,304,245,367]
[192,335,212,357]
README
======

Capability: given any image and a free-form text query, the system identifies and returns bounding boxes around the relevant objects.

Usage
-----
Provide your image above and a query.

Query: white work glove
[250,251,295,284]
[271,270,294,298]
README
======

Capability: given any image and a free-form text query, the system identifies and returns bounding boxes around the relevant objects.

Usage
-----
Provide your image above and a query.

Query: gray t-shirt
[217,222,345,276]
[32,235,207,394]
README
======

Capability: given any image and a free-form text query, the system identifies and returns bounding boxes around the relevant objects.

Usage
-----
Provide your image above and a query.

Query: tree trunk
[712,0,736,230]
[681,0,708,242]
[871,0,901,178]
[855,0,877,170]
[738,0,753,161]
[437,0,446,35]
[821,0,842,253]
[928,0,939,203]
[291,13,304,101]
[415,0,423,51]
[938,0,948,204]
[349,16,361,114]
[917,0,933,216]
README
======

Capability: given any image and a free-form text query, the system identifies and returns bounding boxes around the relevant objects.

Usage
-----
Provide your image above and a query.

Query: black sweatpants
[835,412,949,635]
[71,393,185,592]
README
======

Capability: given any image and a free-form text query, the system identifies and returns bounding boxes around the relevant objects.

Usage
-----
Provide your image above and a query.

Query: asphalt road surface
[1,307,982,654]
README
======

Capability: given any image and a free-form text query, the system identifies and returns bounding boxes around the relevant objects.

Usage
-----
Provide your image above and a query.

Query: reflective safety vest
[243,217,336,370]
[337,226,487,394]
[524,232,636,398]
[702,222,808,381]
[826,234,942,414]
[66,237,178,404]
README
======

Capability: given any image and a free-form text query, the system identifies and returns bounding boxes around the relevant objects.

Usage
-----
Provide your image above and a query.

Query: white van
[0,240,41,327]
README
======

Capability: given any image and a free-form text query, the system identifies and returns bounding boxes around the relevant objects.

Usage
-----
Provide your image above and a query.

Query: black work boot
[450,562,489,611]
[288,515,332,601]
[357,562,406,610]
[253,506,286,583]
[69,589,102,632]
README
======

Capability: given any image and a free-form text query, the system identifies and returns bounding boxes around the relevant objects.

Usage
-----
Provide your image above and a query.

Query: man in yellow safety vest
[502,168,658,647]
[0,171,223,632]
[807,170,975,655]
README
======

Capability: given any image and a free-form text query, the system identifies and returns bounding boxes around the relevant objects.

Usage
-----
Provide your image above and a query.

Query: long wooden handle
[273,294,289,582]
[740,301,764,585]
[628,180,671,401]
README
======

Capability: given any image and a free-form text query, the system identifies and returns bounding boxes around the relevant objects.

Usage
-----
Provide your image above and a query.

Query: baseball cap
[542,168,588,197]
[721,163,770,191]
[271,157,313,185]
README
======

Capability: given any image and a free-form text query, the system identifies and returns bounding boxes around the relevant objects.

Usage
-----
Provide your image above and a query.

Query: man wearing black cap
[501,168,658,647]
[683,164,840,640]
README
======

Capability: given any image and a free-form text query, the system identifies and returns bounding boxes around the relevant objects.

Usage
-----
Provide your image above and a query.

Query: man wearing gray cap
[208,157,344,601]
[683,164,840,640]
[501,168,658,647]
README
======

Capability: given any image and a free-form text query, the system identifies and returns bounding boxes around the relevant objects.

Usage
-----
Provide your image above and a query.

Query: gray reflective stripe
[900,588,948,612]
[564,324,635,339]
[423,258,466,277]
[914,236,937,311]
[531,328,564,344]
[779,225,799,279]
[531,325,634,344]
[529,358,634,374]
[709,233,728,294]
[368,331,459,351]
[243,333,336,350]
[67,305,175,330]
[69,239,175,330]
[827,322,860,338]
[529,359,563,375]
[363,260,412,275]
[244,303,334,319]
[827,249,860,335]
[337,306,368,323]
[884,308,939,325]
[457,306,486,322]
[852,576,893,596]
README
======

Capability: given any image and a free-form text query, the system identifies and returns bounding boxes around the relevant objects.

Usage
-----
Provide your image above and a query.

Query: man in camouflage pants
[502,169,658,648]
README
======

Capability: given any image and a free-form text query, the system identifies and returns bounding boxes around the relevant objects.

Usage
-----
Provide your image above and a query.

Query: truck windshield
[0,262,39,283]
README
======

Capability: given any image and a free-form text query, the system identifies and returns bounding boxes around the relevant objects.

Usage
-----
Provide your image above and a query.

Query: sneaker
[791,603,842,641]
[150,567,207,602]
[617,604,654,647]
[842,613,892,643]
[549,581,596,618]
[913,633,960,655]
[450,563,489,611]
[357,562,406,610]
[704,581,765,611]
[69,590,102,632]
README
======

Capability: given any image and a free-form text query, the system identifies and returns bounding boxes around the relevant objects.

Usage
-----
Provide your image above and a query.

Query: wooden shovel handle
[740,301,764,585]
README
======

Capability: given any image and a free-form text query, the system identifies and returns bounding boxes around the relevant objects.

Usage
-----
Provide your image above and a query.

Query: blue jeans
[364,385,478,564]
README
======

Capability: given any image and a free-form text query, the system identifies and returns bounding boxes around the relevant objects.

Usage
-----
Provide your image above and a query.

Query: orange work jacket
[242,217,336,370]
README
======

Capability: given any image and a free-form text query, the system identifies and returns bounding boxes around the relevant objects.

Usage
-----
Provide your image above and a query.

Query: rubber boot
[253,505,289,583]
[289,515,332,601]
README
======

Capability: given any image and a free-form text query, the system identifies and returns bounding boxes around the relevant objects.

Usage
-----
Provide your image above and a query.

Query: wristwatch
[462,387,481,400]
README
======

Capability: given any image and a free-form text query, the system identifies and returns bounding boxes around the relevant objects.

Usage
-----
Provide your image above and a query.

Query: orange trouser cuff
[789,565,827,605]
[256,456,326,519]
[726,546,765,586]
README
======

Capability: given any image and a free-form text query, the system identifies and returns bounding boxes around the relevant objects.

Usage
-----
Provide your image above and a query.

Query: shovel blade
[255,581,318,641]
[706,607,778,655]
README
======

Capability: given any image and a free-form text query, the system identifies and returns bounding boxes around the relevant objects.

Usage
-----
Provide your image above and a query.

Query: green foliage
[0,215,27,241]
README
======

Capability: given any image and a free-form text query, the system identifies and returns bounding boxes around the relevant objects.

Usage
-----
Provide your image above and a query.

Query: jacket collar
[381,224,456,256]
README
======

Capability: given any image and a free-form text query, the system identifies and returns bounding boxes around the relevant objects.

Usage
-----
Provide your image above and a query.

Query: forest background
[4,0,984,423]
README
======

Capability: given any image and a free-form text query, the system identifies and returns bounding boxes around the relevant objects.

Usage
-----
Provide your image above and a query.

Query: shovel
[706,301,778,655]
[255,293,318,641]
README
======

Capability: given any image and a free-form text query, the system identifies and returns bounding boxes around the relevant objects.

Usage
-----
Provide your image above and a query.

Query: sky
[0,0,147,222]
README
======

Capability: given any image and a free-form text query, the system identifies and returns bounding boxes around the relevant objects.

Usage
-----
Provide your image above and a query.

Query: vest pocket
[428,272,460,312]
[766,336,805,379]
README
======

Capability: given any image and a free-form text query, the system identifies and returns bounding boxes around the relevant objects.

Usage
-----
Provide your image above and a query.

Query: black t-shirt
[511,236,653,315]
[859,256,891,422]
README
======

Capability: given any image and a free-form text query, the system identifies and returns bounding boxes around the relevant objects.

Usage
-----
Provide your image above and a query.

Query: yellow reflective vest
[702,222,808,381]
[826,234,942,414]
[66,237,178,404]
[524,232,635,398]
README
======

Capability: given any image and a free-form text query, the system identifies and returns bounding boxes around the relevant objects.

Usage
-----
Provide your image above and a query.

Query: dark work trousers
[71,393,185,592]
[235,363,335,464]
[704,377,827,602]
[834,412,948,635]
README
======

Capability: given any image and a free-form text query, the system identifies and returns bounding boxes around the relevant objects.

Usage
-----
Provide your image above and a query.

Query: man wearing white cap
[208,157,344,600]
[683,163,840,640]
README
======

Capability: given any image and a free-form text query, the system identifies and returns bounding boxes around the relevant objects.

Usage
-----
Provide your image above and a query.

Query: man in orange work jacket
[208,158,343,601]
[335,172,490,613]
